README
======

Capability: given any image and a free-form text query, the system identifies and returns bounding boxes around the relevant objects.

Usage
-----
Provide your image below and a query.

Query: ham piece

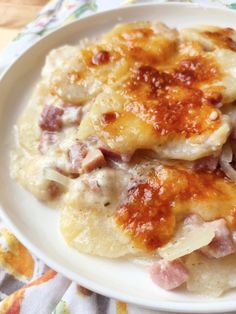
[99,144,132,163]
[38,131,58,154]
[201,218,235,258]
[184,215,235,258]
[149,259,189,290]
[68,144,107,174]
[82,149,106,172]
[68,143,88,173]
[194,155,219,172]
[39,105,64,132]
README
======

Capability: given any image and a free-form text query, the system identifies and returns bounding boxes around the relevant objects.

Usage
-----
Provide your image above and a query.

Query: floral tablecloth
[0,1,236,313]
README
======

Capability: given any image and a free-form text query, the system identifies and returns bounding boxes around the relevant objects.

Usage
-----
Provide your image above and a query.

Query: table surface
[0,0,48,52]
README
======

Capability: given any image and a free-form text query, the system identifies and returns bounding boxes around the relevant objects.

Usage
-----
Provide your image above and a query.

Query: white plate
[1,3,236,313]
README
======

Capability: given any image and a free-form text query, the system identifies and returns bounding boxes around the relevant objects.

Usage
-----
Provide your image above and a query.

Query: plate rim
[1,2,236,313]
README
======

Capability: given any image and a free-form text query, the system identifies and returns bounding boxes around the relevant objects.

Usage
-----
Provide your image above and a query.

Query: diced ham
[39,105,64,132]
[99,144,132,163]
[149,259,189,291]
[38,131,58,154]
[194,155,219,172]
[68,143,88,173]
[201,218,235,258]
[99,145,122,160]
[47,181,62,199]
[62,106,82,126]
[82,149,106,172]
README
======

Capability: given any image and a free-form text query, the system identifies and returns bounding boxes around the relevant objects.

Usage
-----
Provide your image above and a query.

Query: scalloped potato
[10,22,236,296]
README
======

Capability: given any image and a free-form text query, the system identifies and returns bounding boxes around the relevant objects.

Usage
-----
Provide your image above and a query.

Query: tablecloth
[0,1,236,313]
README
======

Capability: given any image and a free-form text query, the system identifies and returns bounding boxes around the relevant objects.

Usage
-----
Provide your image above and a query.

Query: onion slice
[220,161,236,182]
[158,224,215,261]
[43,168,70,187]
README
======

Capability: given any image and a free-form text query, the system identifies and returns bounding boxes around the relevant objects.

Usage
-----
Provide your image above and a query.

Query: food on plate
[10,21,236,296]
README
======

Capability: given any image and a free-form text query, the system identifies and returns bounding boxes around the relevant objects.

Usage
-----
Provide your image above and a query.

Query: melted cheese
[116,162,236,251]
[76,22,233,159]
[181,26,236,103]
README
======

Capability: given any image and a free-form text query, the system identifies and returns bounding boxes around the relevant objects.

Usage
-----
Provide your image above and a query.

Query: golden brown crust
[117,165,236,251]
